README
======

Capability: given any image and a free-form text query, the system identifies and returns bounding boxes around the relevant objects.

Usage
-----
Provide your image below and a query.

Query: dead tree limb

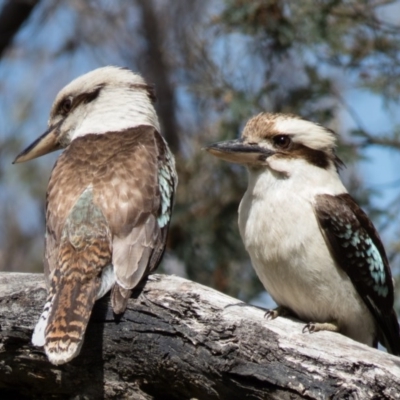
[0,272,399,399]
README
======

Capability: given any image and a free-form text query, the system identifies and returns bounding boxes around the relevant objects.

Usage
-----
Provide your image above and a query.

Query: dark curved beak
[205,138,274,164]
[13,124,61,164]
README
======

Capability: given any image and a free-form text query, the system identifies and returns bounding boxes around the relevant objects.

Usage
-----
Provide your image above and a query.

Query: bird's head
[206,113,343,176]
[13,66,158,163]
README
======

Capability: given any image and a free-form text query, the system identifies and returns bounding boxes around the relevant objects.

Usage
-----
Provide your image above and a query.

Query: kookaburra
[206,112,400,355]
[14,66,177,365]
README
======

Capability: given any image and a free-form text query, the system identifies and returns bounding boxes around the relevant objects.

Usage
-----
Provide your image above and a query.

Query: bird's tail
[34,271,99,365]
[379,309,400,356]
[32,291,54,347]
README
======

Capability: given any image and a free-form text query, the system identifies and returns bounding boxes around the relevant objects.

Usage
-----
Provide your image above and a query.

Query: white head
[14,66,159,163]
[206,113,343,177]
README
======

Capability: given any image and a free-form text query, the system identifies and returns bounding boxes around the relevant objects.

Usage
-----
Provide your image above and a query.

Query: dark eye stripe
[57,85,104,117]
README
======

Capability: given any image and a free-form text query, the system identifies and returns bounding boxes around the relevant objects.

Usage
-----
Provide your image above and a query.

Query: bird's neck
[246,161,347,201]
[71,88,160,140]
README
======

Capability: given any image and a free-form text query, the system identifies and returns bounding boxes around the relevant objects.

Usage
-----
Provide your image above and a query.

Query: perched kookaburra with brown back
[14,66,177,365]
[206,112,400,355]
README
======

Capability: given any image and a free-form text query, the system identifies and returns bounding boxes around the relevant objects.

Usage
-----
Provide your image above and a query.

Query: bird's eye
[60,97,73,115]
[273,135,291,149]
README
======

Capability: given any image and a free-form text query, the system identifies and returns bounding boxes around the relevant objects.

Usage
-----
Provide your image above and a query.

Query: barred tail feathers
[32,292,54,347]
[44,277,99,365]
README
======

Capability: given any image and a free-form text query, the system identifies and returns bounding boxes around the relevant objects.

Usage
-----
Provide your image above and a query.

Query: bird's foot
[264,305,292,320]
[302,321,339,334]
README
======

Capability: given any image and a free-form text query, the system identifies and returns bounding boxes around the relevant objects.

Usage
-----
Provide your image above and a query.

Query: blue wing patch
[314,193,394,310]
[331,214,388,297]
[314,193,400,355]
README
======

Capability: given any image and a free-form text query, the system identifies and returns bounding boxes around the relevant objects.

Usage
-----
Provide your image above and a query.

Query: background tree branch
[136,0,180,154]
[0,272,399,399]
[0,0,39,58]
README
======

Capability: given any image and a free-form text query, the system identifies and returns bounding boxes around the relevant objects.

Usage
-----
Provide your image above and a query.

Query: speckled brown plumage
[43,125,175,362]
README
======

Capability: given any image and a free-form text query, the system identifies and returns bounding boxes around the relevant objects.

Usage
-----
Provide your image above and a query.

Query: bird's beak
[13,124,61,164]
[205,138,274,164]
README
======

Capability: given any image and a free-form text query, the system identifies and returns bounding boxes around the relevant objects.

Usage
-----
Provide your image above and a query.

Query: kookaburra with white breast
[206,112,400,355]
[14,66,177,365]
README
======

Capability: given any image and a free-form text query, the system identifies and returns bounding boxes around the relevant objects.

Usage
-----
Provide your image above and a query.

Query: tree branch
[0,272,399,399]
[360,133,400,150]
[136,0,180,154]
[0,0,40,58]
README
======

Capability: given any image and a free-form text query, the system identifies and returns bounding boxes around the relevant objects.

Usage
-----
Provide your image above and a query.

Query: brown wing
[45,126,175,314]
[99,127,175,313]
[314,193,400,355]
[110,128,176,282]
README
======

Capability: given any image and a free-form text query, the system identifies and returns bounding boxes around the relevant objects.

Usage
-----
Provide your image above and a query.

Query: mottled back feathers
[40,126,176,363]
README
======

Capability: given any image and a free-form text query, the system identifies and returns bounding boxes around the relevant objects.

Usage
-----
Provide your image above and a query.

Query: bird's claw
[264,306,291,320]
[302,321,339,334]
[302,322,316,333]
[264,309,279,320]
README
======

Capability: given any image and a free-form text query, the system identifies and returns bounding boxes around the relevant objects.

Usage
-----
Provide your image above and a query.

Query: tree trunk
[0,272,399,399]
[0,0,40,58]
[137,0,180,154]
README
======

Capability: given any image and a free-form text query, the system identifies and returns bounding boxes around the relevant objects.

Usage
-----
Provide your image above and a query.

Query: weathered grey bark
[0,272,399,400]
